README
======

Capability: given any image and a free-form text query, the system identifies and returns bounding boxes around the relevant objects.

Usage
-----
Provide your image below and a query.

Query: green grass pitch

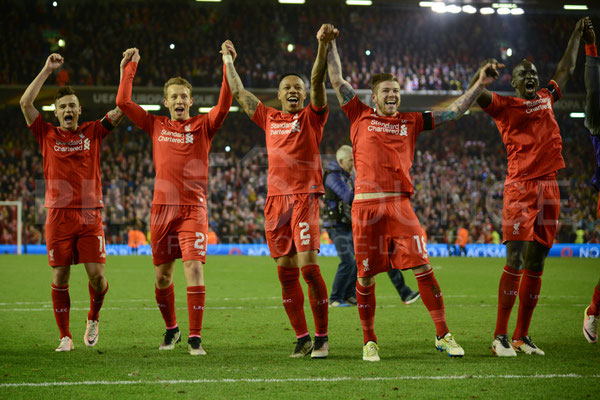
[0,255,598,399]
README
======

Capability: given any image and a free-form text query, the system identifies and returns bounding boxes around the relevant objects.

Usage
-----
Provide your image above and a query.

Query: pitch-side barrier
[1,244,599,258]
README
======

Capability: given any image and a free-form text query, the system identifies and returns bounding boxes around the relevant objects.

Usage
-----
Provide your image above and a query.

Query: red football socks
[356,281,377,344]
[495,265,523,337]
[301,264,329,337]
[87,281,108,321]
[415,269,449,337]
[187,285,205,337]
[587,284,600,316]
[155,283,177,329]
[513,269,543,340]
[277,266,308,338]
[51,283,71,339]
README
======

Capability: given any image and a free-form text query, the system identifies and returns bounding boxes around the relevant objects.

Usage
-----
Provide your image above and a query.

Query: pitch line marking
[2,374,600,388]
[0,294,588,307]
[0,303,590,313]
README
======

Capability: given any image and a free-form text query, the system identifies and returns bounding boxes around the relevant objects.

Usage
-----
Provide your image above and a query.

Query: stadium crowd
[1,108,598,246]
[0,0,589,92]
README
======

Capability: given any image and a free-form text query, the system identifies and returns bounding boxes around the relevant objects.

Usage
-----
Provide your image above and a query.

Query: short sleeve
[309,103,329,125]
[251,102,269,131]
[483,92,505,118]
[341,95,369,124]
[27,113,49,147]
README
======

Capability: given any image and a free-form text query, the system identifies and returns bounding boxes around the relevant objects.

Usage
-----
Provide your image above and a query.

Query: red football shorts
[352,195,429,277]
[502,177,560,248]
[45,208,106,267]
[150,204,208,266]
[264,194,321,258]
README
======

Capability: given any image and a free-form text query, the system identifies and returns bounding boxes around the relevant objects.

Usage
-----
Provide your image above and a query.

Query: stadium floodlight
[199,106,239,113]
[140,105,161,111]
[563,5,588,10]
[431,3,446,13]
[278,0,305,4]
[570,112,585,118]
[365,49,371,56]
[492,3,517,8]
[446,4,461,13]
[346,0,373,5]
[42,104,56,111]
[497,7,511,14]
[287,43,295,52]
[480,7,495,14]
[53,1,58,6]
[462,5,477,14]
[225,146,231,152]
[169,43,175,50]
[511,8,524,15]
[419,1,436,7]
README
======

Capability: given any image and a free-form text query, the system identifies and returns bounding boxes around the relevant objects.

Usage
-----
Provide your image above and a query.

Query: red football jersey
[28,113,111,208]
[342,95,433,195]
[252,102,327,196]
[117,62,232,205]
[484,81,564,184]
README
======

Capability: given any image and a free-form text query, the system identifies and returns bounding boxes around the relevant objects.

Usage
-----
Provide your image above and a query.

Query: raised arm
[327,39,356,106]
[433,61,503,127]
[221,40,260,119]
[207,42,235,130]
[19,54,64,125]
[552,17,586,91]
[116,48,148,127]
[467,59,499,109]
[311,24,338,108]
[583,18,600,136]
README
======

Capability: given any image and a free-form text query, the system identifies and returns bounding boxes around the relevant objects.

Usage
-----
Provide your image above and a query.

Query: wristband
[586,44,598,57]
[223,54,233,63]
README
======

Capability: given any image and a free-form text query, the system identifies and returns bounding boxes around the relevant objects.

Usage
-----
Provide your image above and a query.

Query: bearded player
[20,54,125,351]
[221,25,336,358]
[117,46,232,355]
[327,31,501,361]
[467,18,587,356]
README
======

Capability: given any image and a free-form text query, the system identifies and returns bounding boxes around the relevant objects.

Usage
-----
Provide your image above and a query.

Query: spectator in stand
[456,225,469,256]
[127,224,146,254]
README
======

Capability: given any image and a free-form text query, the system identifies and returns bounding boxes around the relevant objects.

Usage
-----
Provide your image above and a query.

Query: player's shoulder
[78,120,100,131]
[399,111,423,120]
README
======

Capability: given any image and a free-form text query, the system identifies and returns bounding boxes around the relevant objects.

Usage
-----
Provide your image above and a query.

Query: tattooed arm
[221,40,260,119]
[106,106,125,127]
[311,24,338,108]
[327,39,356,106]
[434,62,503,127]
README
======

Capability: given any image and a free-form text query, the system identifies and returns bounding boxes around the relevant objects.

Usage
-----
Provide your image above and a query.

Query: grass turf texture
[0,255,598,399]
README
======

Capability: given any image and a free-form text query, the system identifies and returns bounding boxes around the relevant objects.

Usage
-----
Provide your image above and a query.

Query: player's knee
[88,274,104,289]
[507,253,524,269]
[358,276,375,287]
[155,272,173,286]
